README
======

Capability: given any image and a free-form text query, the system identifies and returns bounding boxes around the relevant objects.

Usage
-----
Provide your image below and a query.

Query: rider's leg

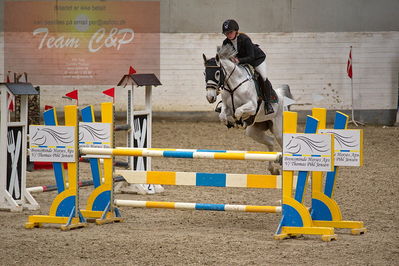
[255,60,268,81]
[255,61,274,114]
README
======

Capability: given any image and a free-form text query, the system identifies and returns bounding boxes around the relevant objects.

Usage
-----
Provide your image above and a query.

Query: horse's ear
[202,54,207,64]
[215,54,220,66]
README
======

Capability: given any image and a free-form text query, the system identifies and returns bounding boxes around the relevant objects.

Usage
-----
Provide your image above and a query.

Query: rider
[222,19,274,114]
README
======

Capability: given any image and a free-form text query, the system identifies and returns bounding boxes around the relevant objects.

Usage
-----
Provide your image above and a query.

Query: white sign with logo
[29,125,76,162]
[318,129,363,167]
[79,122,112,158]
[283,133,334,172]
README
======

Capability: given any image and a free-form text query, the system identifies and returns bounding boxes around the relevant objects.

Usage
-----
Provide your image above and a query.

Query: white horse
[203,45,294,174]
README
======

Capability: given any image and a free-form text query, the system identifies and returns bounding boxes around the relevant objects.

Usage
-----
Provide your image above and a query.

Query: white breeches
[255,61,267,81]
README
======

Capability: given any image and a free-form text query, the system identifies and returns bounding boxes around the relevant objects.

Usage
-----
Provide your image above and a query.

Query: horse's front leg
[219,103,235,128]
[234,101,257,125]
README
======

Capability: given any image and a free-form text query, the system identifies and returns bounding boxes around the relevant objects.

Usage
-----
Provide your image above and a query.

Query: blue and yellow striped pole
[80,148,281,162]
[115,200,281,213]
[117,170,287,189]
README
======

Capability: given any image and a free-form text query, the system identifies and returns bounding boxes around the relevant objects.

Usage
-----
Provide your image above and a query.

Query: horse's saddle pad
[241,64,278,104]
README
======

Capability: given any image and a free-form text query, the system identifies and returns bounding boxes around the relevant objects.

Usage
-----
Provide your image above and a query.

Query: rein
[205,59,255,125]
[220,63,252,121]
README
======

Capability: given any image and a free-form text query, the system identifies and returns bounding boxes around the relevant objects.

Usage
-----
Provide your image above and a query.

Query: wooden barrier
[25,105,86,230]
[79,107,339,240]
[0,83,39,211]
[26,104,366,240]
[309,108,366,235]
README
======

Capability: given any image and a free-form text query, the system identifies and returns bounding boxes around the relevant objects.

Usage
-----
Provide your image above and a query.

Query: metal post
[145,85,152,170]
[349,46,364,126]
[0,87,8,208]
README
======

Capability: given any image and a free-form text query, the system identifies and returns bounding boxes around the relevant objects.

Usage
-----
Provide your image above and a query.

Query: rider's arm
[237,36,255,64]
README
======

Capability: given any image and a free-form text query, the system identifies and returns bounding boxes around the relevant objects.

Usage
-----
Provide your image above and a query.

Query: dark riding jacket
[223,33,266,67]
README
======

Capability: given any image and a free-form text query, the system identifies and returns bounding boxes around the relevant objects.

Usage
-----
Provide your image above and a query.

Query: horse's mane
[217,44,237,59]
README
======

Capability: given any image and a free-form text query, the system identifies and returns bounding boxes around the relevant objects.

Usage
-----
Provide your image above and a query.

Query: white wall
[157,31,398,112]
[0,32,3,84]
[1,31,398,122]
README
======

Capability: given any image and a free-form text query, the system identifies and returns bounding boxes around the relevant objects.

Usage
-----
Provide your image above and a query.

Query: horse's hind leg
[245,122,280,175]
[245,122,274,147]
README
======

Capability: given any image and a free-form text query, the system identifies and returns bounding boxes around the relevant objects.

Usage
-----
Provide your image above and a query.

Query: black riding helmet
[222,19,239,34]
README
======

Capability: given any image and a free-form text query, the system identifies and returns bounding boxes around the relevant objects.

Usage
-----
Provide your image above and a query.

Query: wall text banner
[283,133,334,172]
[318,129,363,167]
[4,1,160,85]
[29,125,76,162]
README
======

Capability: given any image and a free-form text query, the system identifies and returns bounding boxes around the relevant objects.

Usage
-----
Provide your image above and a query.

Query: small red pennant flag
[7,91,15,112]
[129,66,136,75]
[65,89,78,100]
[65,89,79,105]
[44,105,54,110]
[102,87,115,101]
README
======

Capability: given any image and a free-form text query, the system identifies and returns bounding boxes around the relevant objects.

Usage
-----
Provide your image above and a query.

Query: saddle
[216,64,278,127]
[242,64,278,104]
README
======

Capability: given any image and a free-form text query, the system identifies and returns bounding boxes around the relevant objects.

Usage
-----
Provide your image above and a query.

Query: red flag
[129,66,136,75]
[103,87,115,98]
[65,89,78,100]
[347,47,353,79]
[44,105,54,110]
[7,91,15,112]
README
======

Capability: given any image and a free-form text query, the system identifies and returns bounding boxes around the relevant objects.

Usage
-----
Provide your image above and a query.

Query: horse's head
[203,54,223,103]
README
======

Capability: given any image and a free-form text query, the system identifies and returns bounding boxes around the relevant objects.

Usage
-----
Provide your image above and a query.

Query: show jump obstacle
[309,108,365,234]
[26,105,87,229]
[0,83,39,212]
[25,102,365,240]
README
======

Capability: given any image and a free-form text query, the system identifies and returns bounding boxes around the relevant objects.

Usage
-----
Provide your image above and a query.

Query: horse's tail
[278,84,293,100]
[276,84,294,111]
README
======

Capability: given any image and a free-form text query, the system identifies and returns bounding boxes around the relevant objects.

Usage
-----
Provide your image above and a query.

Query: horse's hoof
[269,169,280,175]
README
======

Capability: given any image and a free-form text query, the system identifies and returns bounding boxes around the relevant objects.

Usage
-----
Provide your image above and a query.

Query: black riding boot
[264,79,274,115]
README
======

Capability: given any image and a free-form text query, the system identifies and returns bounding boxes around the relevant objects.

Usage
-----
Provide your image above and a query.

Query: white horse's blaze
[206,85,218,103]
[203,45,295,174]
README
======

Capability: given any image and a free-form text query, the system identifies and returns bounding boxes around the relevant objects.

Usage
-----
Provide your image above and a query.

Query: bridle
[204,65,223,93]
[219,63,252,114]
[205,58,258,126]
